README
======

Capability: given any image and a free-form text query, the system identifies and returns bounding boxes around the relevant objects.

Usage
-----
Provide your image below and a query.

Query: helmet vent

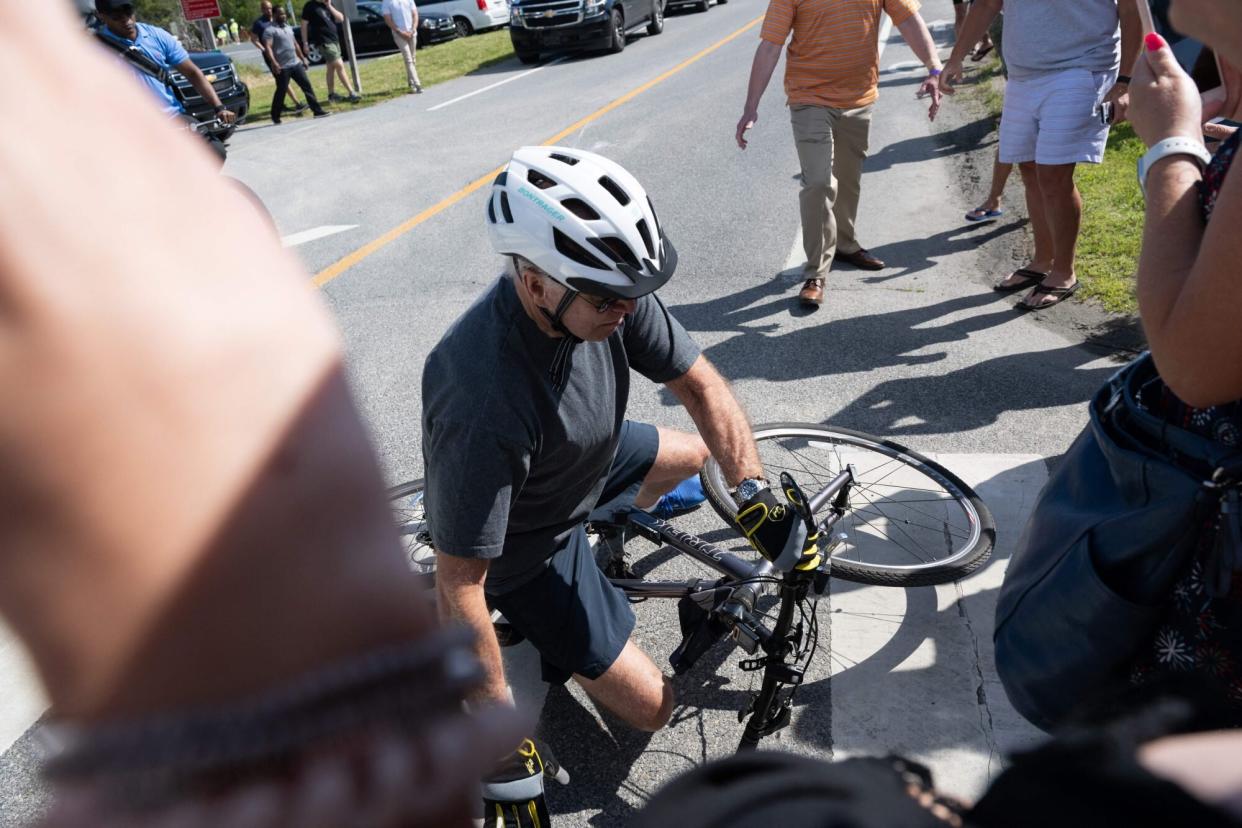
[635,219,655,260]
[527,169,558,190]
[646,196,660,233]
[487,195,497,224]
[597,176,631,206]
[562,198,600,221]
[549,153,580,166]
[553,228,609,270]
[500,192,514,223]
[589,237,640,272]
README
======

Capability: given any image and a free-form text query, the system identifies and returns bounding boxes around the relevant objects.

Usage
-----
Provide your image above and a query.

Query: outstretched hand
[917,75,942,121]
[937,58,964,97]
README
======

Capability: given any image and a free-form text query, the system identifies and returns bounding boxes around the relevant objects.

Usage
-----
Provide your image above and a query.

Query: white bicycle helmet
[486,146,677,300]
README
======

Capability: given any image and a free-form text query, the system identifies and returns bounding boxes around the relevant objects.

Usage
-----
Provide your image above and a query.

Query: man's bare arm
[665,355,762,487]
[435,553,511,707]
[736,40,782,149]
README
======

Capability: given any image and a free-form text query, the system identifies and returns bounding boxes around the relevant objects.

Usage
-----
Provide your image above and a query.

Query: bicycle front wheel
[389,479,436,583]
[701,424,995,587]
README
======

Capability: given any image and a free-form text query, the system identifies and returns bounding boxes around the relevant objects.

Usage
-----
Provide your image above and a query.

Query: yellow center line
[312,14,765,289]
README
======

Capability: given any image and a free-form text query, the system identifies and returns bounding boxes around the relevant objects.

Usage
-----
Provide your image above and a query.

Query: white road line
[784,227,804,273]
[281,224,359,248]
[427,57,568,112]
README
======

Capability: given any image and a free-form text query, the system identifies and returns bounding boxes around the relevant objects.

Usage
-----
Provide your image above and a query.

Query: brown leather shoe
[836,248,885,270]
[799,277,824,307]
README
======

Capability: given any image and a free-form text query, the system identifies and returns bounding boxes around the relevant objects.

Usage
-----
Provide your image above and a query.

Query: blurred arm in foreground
[0,2,519,824]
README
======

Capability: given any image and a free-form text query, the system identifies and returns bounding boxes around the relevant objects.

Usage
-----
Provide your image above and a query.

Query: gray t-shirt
[422,276,701,594]
[1002,0,1120,79]
[262,23,301,69]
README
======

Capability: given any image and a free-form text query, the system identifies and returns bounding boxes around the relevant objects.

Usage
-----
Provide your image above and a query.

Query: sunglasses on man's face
[576,292,623,314]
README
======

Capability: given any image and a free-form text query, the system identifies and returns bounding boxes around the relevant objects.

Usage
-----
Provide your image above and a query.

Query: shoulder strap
[94,30,174,86]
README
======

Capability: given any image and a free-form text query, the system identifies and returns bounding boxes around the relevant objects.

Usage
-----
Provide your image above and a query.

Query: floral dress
[1129,130,1242,715]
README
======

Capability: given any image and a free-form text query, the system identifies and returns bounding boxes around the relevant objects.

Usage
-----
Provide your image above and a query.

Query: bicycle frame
[594,466,856,751]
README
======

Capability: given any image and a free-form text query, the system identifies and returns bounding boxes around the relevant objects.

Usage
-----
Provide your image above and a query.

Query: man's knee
[644,677,676,731]
[628,675,675,732]
[656,428,709,477]
[1035,163,1076,192]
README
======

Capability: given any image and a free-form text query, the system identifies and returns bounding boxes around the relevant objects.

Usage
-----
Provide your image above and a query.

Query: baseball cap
[95,0,136,12]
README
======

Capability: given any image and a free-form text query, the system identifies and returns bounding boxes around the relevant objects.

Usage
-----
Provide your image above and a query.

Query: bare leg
[995,160,1054,287]
[1023,162,1081,303]
[575,640,674,731]
[983,151,1013,211]
[332,59,356,96]
[633,427,709,509]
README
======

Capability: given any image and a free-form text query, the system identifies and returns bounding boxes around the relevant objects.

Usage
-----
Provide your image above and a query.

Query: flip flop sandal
[969,44,994,62]
[992,267,1047,293]
[965,207,1004,222]
[1017,281,1079,311]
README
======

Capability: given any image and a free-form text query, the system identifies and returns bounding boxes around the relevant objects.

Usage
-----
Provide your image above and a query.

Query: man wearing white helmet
[422,147,809,735]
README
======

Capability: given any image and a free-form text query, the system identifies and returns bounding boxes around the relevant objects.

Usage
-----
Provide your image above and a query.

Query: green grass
[962,58,1145,315]
[1074,124,1146,313]
[237,30,515,123]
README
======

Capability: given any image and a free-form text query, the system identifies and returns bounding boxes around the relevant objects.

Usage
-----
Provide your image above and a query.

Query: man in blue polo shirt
[94,0,236,126]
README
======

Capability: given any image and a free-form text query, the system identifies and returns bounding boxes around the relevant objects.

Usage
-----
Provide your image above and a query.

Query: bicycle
[389,422,995,751]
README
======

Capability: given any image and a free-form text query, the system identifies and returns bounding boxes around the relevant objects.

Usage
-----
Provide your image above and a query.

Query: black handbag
[994,352,1242,731]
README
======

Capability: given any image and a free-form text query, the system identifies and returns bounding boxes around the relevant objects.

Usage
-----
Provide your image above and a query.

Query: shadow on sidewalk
[865,114,998,172]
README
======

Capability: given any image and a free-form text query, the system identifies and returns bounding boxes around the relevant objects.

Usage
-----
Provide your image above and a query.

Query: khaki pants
[789,103,873,276]
[392,30,422,89]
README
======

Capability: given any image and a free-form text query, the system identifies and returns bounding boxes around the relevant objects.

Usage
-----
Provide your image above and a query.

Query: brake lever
[778,472,818,536]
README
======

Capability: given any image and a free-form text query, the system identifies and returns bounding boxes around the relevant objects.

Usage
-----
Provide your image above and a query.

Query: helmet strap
[542,289,580,391]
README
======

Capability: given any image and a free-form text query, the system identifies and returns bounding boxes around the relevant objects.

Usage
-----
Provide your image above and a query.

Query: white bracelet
[1137,136,1212,196]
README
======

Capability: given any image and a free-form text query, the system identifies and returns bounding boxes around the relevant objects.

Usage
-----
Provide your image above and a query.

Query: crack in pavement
[955,580,999,780]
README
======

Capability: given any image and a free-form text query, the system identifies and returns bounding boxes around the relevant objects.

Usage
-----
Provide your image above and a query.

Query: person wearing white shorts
[940,0,1142,310]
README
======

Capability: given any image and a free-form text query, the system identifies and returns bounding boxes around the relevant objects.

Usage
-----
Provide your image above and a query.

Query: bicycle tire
[388,479,528,646]
[388,478,436,583]
[700,423,995,587]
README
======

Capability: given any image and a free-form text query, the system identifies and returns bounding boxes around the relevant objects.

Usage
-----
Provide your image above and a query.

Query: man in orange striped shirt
[737,0,944,307]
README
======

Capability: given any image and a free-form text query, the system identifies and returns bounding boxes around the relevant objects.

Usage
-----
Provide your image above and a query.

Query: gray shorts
[488,421,659,685]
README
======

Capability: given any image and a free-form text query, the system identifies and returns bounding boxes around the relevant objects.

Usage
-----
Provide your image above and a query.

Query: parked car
[305,2,460,62]
[419,0,511,38]
[509,0,663,64]
[170,51,250,138]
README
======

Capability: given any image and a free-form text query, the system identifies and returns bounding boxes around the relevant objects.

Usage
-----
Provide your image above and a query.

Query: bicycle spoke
[850,489,971,538]
[838,508,935,564]
[850,504,970,541]
[854,499,942,563]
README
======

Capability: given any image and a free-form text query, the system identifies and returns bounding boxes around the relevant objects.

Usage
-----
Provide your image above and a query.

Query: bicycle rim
[701,424,994,586]
[388,479,436,581]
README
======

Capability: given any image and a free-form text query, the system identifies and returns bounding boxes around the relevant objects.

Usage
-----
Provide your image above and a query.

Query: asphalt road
[1,0,1131,823]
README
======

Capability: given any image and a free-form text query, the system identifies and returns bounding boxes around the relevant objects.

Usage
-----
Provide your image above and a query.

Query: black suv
[170,52,250,138]
[509,0,665,64]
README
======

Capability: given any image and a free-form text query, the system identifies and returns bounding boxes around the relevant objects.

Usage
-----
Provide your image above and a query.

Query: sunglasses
[575,292,623,314]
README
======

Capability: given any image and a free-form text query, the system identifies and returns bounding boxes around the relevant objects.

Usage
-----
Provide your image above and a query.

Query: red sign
[180,0,222,20]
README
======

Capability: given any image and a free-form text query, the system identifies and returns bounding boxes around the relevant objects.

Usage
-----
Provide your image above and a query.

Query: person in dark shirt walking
[300,0,360,104]
[264,6,329,124]
[251,0,306,115]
